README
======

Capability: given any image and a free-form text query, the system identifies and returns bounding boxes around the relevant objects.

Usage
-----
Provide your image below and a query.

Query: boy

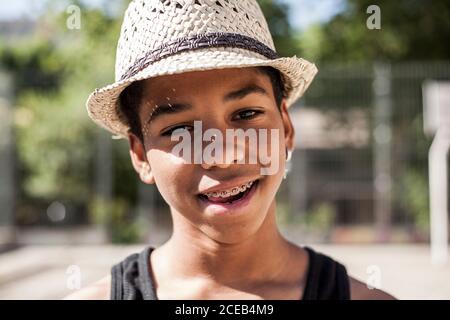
[66,0,395,300]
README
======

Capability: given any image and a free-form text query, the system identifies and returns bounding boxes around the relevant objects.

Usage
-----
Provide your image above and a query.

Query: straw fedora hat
[86,0,318,138]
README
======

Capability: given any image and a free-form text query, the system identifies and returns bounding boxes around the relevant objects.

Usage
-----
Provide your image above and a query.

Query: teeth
[204,180,254,198]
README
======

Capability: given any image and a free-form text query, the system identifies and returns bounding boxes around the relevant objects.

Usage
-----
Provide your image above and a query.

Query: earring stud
[284,148,293,180]
[286,148,292,162]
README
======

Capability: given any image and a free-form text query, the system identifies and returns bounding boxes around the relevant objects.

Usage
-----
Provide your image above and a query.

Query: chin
[199,204,273,244]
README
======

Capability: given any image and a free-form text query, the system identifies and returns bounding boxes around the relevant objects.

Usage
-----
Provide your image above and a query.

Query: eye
[233,108,264,121]
[161,124,193,136]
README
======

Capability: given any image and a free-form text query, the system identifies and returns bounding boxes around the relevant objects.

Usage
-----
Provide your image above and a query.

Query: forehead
[140,67,269,101]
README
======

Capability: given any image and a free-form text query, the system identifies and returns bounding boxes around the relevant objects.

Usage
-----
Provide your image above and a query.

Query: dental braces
[204,181,254,198]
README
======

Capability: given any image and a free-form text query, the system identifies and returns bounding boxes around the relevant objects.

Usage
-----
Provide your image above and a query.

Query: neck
[159,201,295,286]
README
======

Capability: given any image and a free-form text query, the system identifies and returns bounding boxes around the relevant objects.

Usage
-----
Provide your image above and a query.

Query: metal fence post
[428,129,449,265]
[423,81,450,266]
[0,71,16,249]
[373,63,393,242]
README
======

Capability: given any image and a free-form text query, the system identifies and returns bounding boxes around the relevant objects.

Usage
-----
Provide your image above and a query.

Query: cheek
[147,149,193,198]
[255,120,286,178]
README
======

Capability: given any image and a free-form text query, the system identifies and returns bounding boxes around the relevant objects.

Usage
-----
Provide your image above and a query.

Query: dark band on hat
[120,32,279,81]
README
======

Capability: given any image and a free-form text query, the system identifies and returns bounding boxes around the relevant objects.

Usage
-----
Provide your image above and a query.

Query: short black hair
[119,66,286,142]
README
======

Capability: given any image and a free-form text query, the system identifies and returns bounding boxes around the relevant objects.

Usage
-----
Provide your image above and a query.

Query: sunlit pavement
[0,244,449,299]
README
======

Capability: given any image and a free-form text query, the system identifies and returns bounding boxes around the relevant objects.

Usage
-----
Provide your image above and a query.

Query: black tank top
[110,246,350,300]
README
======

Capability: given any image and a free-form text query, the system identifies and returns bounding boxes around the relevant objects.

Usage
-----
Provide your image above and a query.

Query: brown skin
[64,67,396,300]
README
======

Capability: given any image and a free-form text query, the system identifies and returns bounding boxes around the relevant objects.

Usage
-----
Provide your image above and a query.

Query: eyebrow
[146,83,268,123]
[223,84,268,102]
[145,103,192,124]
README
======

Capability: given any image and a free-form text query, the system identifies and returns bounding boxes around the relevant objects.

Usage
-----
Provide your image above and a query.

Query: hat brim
[86,47,318,138]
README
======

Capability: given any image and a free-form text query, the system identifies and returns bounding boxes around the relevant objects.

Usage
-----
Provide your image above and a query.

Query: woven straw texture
[86,0,318,138]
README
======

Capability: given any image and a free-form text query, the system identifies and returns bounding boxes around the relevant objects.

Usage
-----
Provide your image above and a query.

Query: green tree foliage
[257,0,300,57]
[300,0,450,63]
[0,2,126,225]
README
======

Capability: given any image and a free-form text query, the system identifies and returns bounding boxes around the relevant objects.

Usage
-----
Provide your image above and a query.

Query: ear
[279,99,295,152]
[128,133,155,185]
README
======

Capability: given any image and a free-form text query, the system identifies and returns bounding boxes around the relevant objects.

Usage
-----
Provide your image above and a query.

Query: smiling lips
[199,180,256,204]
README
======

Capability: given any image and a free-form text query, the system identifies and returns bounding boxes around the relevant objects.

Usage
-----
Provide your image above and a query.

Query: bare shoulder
[63,274,111,300]
[349,276,397,300]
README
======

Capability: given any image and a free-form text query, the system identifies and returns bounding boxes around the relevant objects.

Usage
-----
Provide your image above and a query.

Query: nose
[200,132,245,170]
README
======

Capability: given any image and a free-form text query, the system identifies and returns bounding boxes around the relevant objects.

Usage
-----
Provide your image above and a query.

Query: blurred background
[0,0,449,299]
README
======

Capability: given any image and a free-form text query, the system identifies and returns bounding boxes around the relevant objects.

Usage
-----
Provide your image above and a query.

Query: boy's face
[128,67,294,244]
